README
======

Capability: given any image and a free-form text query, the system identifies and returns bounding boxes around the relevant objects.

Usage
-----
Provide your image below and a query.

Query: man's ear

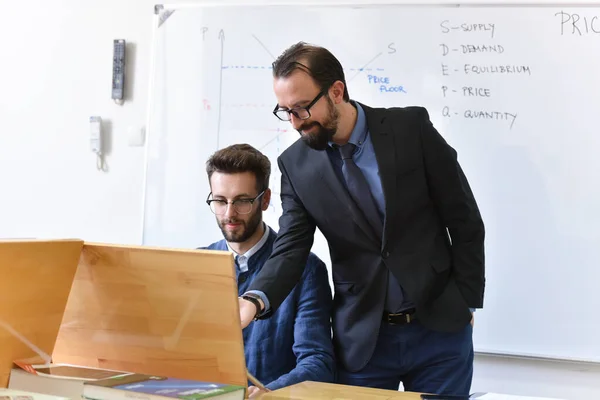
[261,188,271,211]
[329,80,346,104]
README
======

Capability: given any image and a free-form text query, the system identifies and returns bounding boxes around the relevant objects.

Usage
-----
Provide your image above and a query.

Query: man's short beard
[298,97,339,151]
[218,209,263,243]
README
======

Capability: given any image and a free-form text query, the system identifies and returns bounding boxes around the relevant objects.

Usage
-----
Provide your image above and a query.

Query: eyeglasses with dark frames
[272,90,326,121]
[206,190,266,215]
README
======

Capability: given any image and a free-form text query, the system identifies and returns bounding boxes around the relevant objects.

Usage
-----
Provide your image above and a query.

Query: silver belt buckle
[387,312,412,324]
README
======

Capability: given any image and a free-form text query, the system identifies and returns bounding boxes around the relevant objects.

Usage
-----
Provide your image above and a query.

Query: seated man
[200,144,335,397]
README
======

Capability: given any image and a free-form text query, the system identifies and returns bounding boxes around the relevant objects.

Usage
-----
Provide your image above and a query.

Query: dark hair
[206,144,271,192]
[272,42,350,102]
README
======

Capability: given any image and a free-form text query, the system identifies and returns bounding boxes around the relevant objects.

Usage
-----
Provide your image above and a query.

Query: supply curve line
[259,129,290,152]
[348,52,383,82]
[250,34,383,84]
[249,34,382,85]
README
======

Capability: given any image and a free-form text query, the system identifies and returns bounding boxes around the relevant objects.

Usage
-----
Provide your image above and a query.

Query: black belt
[383,308,417,325]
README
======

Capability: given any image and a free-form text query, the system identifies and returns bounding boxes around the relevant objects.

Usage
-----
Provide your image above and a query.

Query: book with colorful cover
[83,373,245,400]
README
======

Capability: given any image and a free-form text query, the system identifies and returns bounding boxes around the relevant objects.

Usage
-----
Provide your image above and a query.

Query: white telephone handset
[89,116,106,171]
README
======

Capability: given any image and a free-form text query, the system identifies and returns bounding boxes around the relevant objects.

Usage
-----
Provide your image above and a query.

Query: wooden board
[53,242,246,388]
[262,381,422,400]
[0,239,84,387]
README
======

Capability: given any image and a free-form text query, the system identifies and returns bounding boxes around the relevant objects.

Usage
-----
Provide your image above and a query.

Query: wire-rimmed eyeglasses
[206,190,265,215]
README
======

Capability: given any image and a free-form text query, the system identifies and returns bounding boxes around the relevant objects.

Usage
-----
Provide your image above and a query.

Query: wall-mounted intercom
[112,39,126,105]
[90,116,106,171]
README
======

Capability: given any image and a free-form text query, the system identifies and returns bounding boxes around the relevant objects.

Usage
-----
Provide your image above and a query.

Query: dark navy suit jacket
[248,104,485,372]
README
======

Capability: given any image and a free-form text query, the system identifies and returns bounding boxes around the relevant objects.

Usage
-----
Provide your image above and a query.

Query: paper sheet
[478,393,566,400]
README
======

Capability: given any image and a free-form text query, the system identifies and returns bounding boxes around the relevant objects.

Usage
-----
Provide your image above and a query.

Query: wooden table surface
[260,381,422,400]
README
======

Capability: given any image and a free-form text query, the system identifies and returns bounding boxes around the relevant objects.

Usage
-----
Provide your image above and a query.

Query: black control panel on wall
[112,39,126,104]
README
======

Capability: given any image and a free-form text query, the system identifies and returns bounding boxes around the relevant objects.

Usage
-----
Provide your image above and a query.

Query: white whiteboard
[142,3,600,363]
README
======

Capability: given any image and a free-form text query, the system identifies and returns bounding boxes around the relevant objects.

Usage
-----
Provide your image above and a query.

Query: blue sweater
[201,226,335,390]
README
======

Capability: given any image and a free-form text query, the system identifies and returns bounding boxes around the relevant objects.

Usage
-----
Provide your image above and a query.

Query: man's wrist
[241,293,264,319]
[244,290,271,317]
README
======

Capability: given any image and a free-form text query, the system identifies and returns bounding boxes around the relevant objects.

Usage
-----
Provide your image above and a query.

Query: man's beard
[298,98,340,151]
[217,209,263,243]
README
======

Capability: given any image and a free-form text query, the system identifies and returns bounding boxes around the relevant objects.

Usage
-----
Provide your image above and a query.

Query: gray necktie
[339,143,383,236]
[338,143,404,311]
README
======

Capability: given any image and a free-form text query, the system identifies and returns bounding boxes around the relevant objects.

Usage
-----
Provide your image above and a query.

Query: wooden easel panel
[53,243,246,387]
[0,239,84,387]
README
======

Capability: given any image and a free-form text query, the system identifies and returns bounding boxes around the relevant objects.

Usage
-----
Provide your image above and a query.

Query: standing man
[200,143,335,397]
[238,42,485,396]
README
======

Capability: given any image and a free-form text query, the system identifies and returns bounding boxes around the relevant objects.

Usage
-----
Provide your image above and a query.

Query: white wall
[472,354,600,399]
[1,0,599,398]
[0,1,151,244]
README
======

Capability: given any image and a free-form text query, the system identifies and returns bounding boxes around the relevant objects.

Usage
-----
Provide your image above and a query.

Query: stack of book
[8,361,244,400]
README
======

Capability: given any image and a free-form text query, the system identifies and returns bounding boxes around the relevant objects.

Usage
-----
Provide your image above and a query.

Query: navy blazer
[201,226,335,390]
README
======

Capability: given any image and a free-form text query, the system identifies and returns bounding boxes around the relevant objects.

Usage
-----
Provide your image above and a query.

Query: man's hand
[247,386,266,398]
[239,297,263,329]
[470,312,474,327]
